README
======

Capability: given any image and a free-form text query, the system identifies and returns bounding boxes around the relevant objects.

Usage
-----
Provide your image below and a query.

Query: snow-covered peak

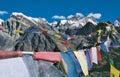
[12,12,25,17]
[85,17,97,25]
[0,19,4,25]
[60,20,67,25]
[11,12,48,24]
[70,16,97,26]
[12,12,39,21]
[41,18,46,21]
[11,12,41,24]
[49,21,58,26]
[51,13,98,28]
[66,13,99,27]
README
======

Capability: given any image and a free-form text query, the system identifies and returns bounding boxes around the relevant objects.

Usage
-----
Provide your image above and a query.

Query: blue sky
[0,0,120,23]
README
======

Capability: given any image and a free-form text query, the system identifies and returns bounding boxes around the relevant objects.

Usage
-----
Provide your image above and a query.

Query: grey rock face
[14,26,60,51]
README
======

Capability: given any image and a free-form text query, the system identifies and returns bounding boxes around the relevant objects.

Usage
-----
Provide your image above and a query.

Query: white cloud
[67,15,74,19]
[67,13,84,19]
[0,11,8,15]
[87,13,101,19]
[52,15,66,20]
[75,13,84,18]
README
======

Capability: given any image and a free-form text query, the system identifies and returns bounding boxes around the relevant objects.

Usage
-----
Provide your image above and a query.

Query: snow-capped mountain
[12,12,40,24]
[0,12,51,50]
[51,13,99,29]
[0,12,100,50]
[10,12,49,27]
[1,12,101,31]
[49,13,101,35]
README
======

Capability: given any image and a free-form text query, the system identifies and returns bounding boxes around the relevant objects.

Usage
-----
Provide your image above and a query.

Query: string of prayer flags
[25,29,43,34]
[14,29,49,35]
[62,35,77,40]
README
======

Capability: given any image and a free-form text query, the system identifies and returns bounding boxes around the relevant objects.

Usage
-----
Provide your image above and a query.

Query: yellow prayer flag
[97,30,103,34]
[111,27,116,34]
[14,30,24,34]
[110,64,120,77]
[54,34,61,39]
[73,51,88,76]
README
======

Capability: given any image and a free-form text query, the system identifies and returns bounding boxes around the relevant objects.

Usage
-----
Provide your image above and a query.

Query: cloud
[75,13,84,18]
[52,15,66,19]
[87,13,101,19]
[67,15,74,19]
[0,11,8,15]
[67,13,84,19]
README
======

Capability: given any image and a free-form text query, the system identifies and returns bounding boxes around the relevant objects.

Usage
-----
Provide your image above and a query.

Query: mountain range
[0,12,120,77]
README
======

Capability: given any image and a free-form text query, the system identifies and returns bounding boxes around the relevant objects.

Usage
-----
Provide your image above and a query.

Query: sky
[0,0,120,23]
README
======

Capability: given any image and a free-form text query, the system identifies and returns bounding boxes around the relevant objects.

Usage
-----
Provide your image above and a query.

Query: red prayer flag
[117,18,120,22]
[41,30,48,34]
[34,52,61,62]
[91,32,94,37]
[0,28,3,30]
[70,36,77,39]
[96,47,102,61]
[65,40,69,46]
